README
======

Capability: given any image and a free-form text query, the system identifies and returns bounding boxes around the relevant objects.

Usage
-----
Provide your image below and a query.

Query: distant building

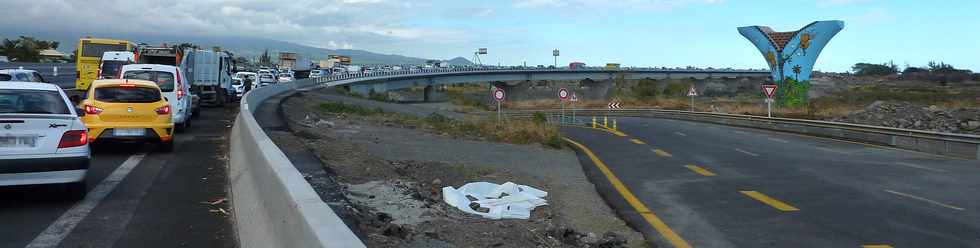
[569,62,586,70]
[39,49,68,62]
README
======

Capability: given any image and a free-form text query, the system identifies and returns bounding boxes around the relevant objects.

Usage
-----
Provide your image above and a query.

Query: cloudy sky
[1,0,978,72]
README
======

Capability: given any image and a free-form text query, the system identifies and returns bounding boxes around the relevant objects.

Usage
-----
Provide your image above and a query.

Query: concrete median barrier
[231,79,365,248]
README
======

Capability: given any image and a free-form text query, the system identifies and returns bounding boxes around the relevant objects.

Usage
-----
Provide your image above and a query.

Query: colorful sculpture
[738,20,844,107]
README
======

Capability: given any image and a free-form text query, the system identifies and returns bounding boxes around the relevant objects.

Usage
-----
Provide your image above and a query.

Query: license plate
[0,136,37,148]
[113,128,146,136]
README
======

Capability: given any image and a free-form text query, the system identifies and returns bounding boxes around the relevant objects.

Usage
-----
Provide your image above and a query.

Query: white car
[0,68,48,83]
[277,73,294,83]
[257,73,276,87]
[309,70,323,78]
[120,64,193,131]
[0,81,90,199]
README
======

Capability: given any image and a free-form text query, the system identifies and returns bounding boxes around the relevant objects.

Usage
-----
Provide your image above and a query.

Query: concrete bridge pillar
[423,85,435,102]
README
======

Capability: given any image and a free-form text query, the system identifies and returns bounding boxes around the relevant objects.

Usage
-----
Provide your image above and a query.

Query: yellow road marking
[653,149,673,157]
[740,191,800,211]
[862,245,894,248]
[566,125,628,137]
[563,138,692,248]
[884,189,965,211]
[630,138,646,145]
[684,165,716,176]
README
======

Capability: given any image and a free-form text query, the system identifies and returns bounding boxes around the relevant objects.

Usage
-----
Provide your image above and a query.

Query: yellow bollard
[613,119,618,131]
[603,116,608,127]
[592,116,597,128]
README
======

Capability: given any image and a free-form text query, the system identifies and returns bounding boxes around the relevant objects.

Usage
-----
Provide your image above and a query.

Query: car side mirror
[75,108,85,117]
[164,97,169,102]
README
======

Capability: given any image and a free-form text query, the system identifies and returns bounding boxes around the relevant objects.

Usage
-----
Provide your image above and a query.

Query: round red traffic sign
[558,88,569,100]
[493,88,505,101]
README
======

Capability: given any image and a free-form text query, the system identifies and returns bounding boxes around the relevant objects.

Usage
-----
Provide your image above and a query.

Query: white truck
[179,49,235,106]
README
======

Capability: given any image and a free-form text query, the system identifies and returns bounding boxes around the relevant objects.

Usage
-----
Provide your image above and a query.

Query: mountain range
[0,29,472,65]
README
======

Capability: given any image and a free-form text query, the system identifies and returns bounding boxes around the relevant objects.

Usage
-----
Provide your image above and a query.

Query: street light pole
[552,49,559,68]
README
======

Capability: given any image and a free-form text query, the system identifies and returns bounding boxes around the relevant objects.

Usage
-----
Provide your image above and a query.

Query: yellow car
[79,79,175,152]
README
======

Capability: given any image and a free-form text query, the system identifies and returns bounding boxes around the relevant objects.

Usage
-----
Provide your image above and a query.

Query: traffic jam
[0,37,293,200]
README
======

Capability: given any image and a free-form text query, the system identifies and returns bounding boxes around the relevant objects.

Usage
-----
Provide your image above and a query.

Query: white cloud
[0,0,463,55]
[817,0,872,8]
[512,0,723,11]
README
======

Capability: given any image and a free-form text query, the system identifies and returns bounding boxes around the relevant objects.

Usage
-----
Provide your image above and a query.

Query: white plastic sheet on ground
[442,182,548,219]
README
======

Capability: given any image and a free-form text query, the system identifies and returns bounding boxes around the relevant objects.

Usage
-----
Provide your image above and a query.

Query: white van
[98,51,136,80]
[119,64,194,131]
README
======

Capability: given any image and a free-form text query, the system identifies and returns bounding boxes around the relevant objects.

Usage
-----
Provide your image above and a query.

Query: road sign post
[570,92,578,124]
[493,87,505,124]
[558,88,569,124]
[687,87,698,112]
[762,84,778,118]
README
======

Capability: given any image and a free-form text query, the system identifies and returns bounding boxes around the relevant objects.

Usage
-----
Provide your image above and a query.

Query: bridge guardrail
[501,109,980,160]
[232,78,365,248]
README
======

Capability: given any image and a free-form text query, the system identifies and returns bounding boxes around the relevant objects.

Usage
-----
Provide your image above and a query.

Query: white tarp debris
[442,182,548,219]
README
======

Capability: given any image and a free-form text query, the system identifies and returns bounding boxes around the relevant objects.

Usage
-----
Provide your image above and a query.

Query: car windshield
[100,61,127,79]
[94,86,161,103]
[123,70,175,92]
[0,89,69,114]
[232,79,242,86]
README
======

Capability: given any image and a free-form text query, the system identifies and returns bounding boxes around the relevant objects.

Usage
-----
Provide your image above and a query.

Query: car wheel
[160,140,175,153]
[176,121,187,133]
[65,180,87,200]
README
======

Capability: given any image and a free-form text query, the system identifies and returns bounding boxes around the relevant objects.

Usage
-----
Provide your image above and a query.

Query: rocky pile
[834,101,980,135]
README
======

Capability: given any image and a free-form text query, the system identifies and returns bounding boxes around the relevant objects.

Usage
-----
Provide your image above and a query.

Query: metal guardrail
[501,108,980,160]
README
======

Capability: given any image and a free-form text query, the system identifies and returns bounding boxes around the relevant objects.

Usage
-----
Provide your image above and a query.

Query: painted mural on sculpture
[738,20,844,107]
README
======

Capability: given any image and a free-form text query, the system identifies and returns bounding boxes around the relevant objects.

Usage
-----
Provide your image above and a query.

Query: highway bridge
[328,68,771,100]
[3,67,979,248]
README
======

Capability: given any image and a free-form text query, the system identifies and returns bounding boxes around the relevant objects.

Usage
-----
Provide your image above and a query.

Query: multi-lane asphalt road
[0,107,236,248]
[563,117,980,248]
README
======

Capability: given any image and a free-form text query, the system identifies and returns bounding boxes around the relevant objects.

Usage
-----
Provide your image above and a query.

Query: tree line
[852,61,978,83]
[0,36,62,62]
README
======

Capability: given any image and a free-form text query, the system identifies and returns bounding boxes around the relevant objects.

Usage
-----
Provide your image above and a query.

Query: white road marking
[26,153,147,248]
[734,148,759,157]
[884,189,964,211]
[816,147,850,154]
[767,137,790,143]
[733,130,749,135]
[674,132,687,137]
[894,162,949,173]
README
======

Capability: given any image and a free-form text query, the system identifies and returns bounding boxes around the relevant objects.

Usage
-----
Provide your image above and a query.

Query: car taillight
[58,130,88,148]
[155,105,171,115]
[76,71,80,79]
[84,105,103,115]
[175,70,184,100]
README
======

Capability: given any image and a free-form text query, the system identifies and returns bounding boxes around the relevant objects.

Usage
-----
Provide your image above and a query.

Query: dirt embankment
[834,101,980,135]
[278,92,647,248]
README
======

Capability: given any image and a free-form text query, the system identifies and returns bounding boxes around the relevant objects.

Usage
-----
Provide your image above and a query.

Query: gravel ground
[278,90,646,247]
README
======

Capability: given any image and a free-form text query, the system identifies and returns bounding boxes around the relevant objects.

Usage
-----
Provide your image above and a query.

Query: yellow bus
[75,38,137,90]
